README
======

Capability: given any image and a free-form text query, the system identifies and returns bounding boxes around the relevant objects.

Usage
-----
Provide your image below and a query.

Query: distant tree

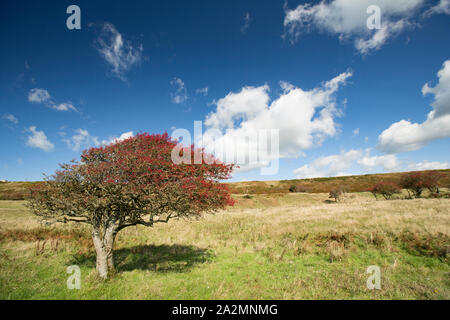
[421,171,444,194]
[400,172,427,198]
[369,181,401,200]
[289,185,297,193]
[28,133,235,279]
[329,187,343,202]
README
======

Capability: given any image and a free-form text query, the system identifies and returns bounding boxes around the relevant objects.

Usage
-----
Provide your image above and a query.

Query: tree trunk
[104,226,116,273]
[92,223,117,279]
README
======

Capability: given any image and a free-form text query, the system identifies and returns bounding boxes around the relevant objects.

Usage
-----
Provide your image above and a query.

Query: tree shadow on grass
[70,244,213,273]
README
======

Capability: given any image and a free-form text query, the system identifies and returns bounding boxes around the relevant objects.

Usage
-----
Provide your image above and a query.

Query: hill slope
[1,169,449,199]
[227,169,450,194]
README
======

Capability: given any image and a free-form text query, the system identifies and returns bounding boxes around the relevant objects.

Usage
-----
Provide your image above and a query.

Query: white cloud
[422,60,450,118]
[407,160,450,171]
[63,130,134,152]
[26,126,54,152]
[241,12,251,34]
[196,87,209,96]
[425,0,450,16]
[50,103,77,112]
[94,22,143,81]
[3,114,18,124]
[101,131,134,145]
[293,149,400,179]
[378,60,450,153]
[27,88,78,112]
[28,88,51,103]
[59,128,134,152]
[358,152,400,172]
[201,71,352,171]
[171,77,188,104]
[294,149,362,178]
[354,19,410,55]
[283,0,424,54]
[353,128,360,136]
[64,129,100,152]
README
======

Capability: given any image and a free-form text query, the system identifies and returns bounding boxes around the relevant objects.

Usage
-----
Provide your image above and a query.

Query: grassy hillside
[0,182,41,200]
[1,193,449,299]
[227,169,450,194]
[2,169,450,200]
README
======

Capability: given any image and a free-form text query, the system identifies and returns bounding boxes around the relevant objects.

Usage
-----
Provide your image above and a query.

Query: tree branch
[117,220,153,231]
[60,217,91,224]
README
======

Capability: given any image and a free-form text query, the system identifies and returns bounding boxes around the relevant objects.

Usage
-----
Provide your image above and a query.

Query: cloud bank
[293,149,400,178]
[378,60,450,153]
[202,71,352,171]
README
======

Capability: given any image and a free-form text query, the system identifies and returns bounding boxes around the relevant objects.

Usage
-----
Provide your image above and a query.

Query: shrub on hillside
[421,172,444,194]
[400,173,427,198]
[400,172,444,198]
[329,187,344,202]
[289,185,310,193]
[369,181,401,200]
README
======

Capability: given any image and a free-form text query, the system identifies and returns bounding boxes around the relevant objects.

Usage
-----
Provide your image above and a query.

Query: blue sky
[1,0,449,182]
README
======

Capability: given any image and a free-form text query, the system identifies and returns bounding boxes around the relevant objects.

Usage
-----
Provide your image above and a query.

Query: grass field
[0,191,449,299]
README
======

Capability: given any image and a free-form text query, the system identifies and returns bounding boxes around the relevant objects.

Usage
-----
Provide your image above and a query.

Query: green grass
[0,195,449,299]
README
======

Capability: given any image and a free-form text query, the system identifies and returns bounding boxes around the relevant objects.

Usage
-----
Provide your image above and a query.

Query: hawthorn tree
[399,172,444,198]
[369,181,401,200]
[28,133,235,279]
[422,171,444,194]
[400,172,426,198]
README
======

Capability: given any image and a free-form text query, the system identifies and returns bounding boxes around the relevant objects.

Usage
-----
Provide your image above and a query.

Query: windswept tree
[422,171,444,194]
[400,171,445,198]
[369,181,401,200]
[400,172,426,198]
[28,133,235,279]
